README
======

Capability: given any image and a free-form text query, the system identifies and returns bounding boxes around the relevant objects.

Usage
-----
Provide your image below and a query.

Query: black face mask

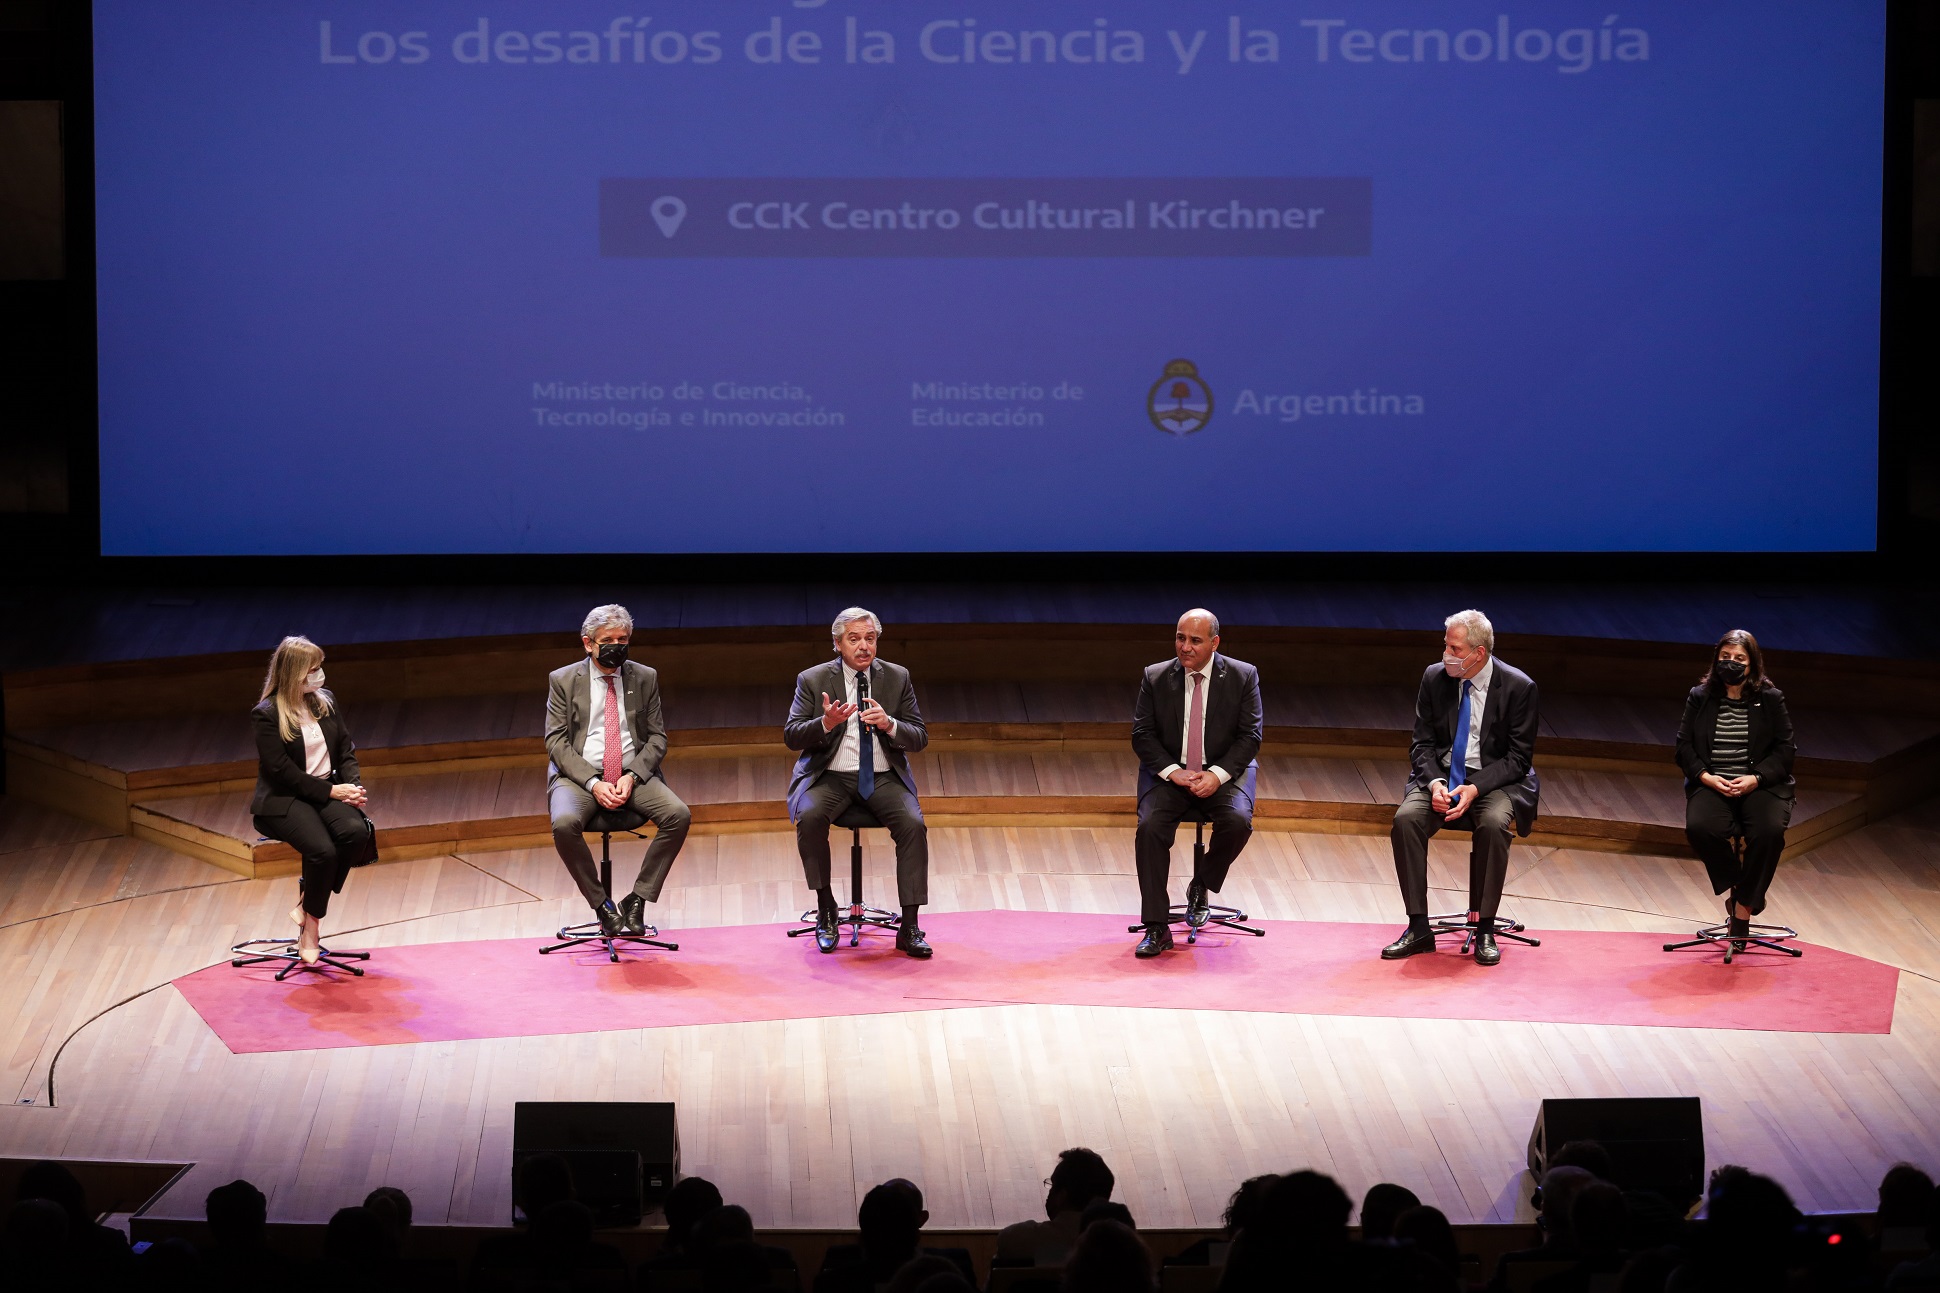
[1714,658,1748,686]
[596,642,629,669]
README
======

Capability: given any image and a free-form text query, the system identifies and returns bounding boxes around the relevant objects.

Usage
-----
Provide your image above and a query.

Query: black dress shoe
[1135,923,1175,958]
[1185,880,1211,929]
[895,925,934,959]
[618,894,647,935]
[595,900,623,937]
[1726,915,1750,943]
[1380,927,1436,960]
[1473,929,1501,966]
[815,908,838,953]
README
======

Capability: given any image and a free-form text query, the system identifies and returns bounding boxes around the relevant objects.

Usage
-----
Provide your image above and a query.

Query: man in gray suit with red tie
[545,604,692,937]
[1129,609,1264,958]
[1380,608,1541,967]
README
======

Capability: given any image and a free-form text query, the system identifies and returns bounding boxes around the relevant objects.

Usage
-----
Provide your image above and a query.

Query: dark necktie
[1447,679,1474,791]
[856,670,875,800]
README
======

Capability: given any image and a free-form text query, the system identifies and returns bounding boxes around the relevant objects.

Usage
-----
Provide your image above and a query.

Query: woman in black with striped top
[1674,630,1795,939]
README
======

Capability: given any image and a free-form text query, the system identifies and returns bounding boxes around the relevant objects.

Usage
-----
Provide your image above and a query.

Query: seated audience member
[1546,1139,1685,1250]
[15,1159,133,1276]
[999,1148,1117,1265]
[1081,1201,1136,1232]
[1062,1220,1155,1293]
[1488,1167,1596,1292]
[1361,1182,1423,1243]
[1170,1174,1278,1267]
[1880,1164,1938,1250]
[364,1184,414,1240]
[5,1198,69,1290]
[534,1200,630,1281]
[137,1235,205,1293]
[472,1153,581,1281]
[1531,1183,1629,1293]
[1219,1170,1405,1293]
[692,1204,797,1282]
[1887,1184,1940,1292]
[1548,1142,1615,1183]
[642,1176,728,1283]
[911,1273,978,1293]
[315,1205,402,1290]
[1392,1205,1462,1291]
[201,1179,297,1281]
[815,1179,973,1293]
[886,1253,964,1293]
[1671,1170,1800,1289]
[1615,1248,1679,1293]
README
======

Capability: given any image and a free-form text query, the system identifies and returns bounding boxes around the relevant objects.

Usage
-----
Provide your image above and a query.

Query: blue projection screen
[93,2,1884,555]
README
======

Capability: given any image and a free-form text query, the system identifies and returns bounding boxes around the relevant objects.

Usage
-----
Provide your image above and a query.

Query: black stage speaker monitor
[1527,1097,1704,1208]
[513,1101,679,1227]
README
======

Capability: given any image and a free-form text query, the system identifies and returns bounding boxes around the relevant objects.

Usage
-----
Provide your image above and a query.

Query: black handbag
[344,806,379,868]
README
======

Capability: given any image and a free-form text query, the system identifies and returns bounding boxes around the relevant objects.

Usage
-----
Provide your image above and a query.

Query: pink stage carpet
[173,911,1900,1054]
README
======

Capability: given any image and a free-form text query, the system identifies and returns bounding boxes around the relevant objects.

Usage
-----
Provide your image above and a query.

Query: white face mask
[1442,652,1474,679]
[302,668,325,694]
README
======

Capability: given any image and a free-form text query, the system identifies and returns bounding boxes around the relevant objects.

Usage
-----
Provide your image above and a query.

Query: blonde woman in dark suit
[250,636,368,963]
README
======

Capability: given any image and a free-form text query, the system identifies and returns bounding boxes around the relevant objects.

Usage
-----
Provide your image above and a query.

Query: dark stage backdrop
[91,1,1883,555]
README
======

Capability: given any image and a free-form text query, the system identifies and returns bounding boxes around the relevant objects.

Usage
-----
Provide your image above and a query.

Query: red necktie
[1185,672,1205,772]
[602,675,622,784]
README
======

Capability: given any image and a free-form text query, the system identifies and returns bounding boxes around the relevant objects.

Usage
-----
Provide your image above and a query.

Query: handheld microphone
[857,671,871,712]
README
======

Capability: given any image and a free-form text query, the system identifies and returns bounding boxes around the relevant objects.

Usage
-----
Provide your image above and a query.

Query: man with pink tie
[544,604,691,937]
[1128,610,1264,958]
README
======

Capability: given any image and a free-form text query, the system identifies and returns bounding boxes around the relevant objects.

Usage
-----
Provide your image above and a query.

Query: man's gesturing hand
[820,691,859,732]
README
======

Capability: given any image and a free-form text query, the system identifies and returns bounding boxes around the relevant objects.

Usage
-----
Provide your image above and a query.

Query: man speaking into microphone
[784,607,933,957]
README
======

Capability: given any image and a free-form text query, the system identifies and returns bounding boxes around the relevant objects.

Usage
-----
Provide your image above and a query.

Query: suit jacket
[1130,653,1264,802]
[544,658,669,791]
[250,698,360,816]
[1674,682,1795,798]
[1405,657,1542,836]
[784,658,928,818]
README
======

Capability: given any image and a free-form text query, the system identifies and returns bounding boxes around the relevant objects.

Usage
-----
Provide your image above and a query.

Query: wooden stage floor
[1,792,1937,1231]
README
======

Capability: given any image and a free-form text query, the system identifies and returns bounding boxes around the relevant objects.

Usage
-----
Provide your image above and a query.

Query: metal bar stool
[539,808,680,962]
[1663,832,1800,963]
[231,835,371,979]
[788,802,902,947]
[1124,812,1266,945]
[1429,910,1542,951]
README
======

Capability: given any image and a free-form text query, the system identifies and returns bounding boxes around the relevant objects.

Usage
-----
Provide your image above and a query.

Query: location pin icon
[650,196,687,240]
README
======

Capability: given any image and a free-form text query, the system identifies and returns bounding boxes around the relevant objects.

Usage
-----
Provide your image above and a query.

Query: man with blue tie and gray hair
[1381,609,1541,967]
[783,607,933,958]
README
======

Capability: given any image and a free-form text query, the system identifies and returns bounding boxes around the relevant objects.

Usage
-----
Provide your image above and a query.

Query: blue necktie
[856,672,875,800]
[1447,680,1474,791]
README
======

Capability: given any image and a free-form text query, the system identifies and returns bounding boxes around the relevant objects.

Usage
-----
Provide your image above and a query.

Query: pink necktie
[601,675,622,784]
[1185,673,1205,772]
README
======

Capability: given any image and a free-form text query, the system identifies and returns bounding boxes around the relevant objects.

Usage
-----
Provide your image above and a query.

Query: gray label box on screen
[601,178,1370,258]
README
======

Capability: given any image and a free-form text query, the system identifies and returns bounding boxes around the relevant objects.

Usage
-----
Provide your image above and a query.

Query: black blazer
[784,658,929,817]
[250,698,360,816]
[1674,682,1795,799]
[1130,653,1264,800]
[1405,657,1541,835]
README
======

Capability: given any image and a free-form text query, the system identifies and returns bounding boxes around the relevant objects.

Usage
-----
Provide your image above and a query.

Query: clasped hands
[1430,780,1479,821]
[1700,772,1759,798]
[1167,768,1222,799]
[820,691,894,733]
[328,783,369,808]
[590,772,637,810]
